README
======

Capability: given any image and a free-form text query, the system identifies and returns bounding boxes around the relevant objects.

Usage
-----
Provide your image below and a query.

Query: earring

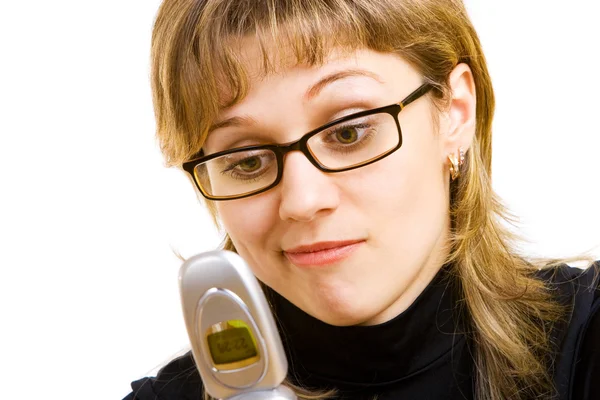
[448,147,465,181]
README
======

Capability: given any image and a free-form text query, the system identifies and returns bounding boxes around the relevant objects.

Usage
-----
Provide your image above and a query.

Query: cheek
[360,153,445,224]
[217,198,287,290]
[391,107,446,214]
[351,114,447,251]
[217,199,277,247]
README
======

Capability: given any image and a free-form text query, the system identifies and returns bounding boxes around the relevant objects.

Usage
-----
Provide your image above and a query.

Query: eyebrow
[304,69,384,100]
[208,69,383,133]
[208,115,258,134]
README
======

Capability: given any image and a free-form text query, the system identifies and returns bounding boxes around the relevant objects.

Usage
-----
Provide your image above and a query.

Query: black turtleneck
[124,262,600,400]
[266,265,475,399]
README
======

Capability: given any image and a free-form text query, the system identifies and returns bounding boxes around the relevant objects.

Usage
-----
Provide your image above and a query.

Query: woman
[125,0,599,399]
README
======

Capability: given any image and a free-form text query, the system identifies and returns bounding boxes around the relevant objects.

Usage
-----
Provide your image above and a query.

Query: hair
[150,1,586,399]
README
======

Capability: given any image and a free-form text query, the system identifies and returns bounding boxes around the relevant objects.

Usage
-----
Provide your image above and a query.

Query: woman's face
[203,48,475,326]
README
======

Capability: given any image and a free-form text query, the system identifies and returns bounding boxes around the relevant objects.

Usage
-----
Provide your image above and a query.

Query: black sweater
[124,263,600,399]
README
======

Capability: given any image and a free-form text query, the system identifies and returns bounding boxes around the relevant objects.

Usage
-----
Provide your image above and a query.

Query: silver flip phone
[179,250,296,400]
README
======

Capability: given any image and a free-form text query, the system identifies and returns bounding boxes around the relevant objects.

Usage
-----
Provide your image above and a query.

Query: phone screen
[207,320,260,367]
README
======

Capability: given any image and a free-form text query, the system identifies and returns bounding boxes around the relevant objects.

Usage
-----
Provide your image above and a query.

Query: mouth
[283,240,365,267]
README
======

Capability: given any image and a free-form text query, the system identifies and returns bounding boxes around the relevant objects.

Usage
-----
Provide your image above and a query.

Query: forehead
[215,44,421,117]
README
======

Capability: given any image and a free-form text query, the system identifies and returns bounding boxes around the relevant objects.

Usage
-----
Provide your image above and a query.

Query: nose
[278,151,340,222]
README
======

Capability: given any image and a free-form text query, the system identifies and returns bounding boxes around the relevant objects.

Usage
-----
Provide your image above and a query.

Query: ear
[439,63,477,159]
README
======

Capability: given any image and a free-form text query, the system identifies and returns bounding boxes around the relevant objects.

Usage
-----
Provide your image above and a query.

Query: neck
[360,226,451,326]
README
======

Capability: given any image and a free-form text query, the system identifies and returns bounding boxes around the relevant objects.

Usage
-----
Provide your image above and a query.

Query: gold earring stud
[448,147,465,181]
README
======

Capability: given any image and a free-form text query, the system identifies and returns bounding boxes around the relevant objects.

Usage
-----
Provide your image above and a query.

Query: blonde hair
[151,1,580,398]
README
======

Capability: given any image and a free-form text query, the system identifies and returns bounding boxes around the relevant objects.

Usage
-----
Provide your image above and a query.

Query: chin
[323,314,369,327]
[315,307,378,327]
[303,293,380,327]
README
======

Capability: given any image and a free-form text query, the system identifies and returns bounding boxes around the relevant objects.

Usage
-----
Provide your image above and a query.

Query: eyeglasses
[183,83,433,201]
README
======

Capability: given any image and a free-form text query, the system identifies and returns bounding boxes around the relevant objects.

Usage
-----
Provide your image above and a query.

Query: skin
[203,47,477,326]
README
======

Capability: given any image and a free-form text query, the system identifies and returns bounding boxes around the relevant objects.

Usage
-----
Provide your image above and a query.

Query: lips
[283,240,364,267]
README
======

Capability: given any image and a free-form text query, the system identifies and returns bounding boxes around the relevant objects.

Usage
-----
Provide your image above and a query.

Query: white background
[1,1,598,399]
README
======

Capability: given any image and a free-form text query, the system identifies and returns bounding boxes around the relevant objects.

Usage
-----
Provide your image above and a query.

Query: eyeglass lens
[194,111,399,198]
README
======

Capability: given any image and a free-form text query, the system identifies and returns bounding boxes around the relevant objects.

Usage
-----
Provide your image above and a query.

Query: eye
[335,127,359,144]
[218,149,277,181]
[237,156,262,173]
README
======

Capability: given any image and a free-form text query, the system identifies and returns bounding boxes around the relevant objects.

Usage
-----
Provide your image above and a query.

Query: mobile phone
[179,250,296,399]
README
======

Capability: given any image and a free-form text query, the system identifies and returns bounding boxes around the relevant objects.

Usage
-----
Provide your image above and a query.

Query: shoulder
[535,261,599,291]
[535,260,600,339]
[535,261,599,313]
[123,352,202,400]
[571,261,600,399]
[536,261,600,344]
[536,261,600,399]
[572,296,600,399]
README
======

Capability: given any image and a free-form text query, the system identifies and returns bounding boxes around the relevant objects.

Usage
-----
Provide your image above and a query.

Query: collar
[266,265,467,389]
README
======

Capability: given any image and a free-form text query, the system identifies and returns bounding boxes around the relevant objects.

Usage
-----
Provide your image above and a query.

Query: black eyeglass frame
[182,83,433,201]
